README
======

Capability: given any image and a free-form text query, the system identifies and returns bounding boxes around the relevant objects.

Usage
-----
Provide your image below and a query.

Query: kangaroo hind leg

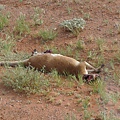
[84,61,104,73]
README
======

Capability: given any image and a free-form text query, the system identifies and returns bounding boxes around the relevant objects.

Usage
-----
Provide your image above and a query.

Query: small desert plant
[83,110,92,120]
[113,72,120,86]
[38,29,57,42]
[96,54,105,67]
[90,80,105,94]
[110,92,120,104]
[14,13,30,35]
[0,35,15,55]
[95,37,105,52]
[115,50,120,62]
[50,69,63,87]
[87,51,97,60]
[66,4,72,15]
[78,74,84,85]
[82,96,90,109]
[2,66,50,94]
[60,18,86,36]
[76,39,85,50]
[90,80,108,103]
[33,7,43,26]
[83,13,90,20]
[0,35,30,61]
[100,110,120,120]
[0,12,9,30]
[60,45,73,56]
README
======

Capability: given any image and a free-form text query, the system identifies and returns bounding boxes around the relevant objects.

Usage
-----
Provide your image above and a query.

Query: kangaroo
[0,50,104,81]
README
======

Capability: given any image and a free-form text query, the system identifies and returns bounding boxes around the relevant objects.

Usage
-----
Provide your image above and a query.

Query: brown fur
[24,54,87,76]
[0,53,103,77]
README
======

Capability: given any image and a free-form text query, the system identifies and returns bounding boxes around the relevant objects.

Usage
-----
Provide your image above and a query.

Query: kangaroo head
[31,49,52,56]
[83,74,100,83]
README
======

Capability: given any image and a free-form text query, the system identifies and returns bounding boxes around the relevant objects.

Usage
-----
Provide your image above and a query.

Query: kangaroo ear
[101,64,105,68]
[33,49,37,53]
[44,50,52,53]
[31,49,38,56]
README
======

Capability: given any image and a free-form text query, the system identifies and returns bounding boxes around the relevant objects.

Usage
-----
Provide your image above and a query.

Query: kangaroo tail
[0,59,29,67]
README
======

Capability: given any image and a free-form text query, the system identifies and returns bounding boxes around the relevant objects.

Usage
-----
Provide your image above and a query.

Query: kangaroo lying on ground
[0,49,104,81]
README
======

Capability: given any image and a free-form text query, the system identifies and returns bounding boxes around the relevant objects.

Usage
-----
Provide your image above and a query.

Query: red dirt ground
[0,0,120,120]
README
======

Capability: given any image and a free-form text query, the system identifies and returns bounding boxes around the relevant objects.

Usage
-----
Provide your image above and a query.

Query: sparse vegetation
[14,13,30,36]
[32,7,44,26]
[90,80,105,94]
[0,35,30,61]
[78,74,84,85]
[66,4,72,15]
[113,72,120,86]
[0,12,9,30]
[76,39,85,50]
[90,80,108,103]
[38,29,57,42]
[83,13,90,20]
[0,35,15,55]
[110,92,120,104]
[82,96,90,109]
[100,110,120,120]
[115,50,120,62]
[83,110,92,120]
[2,66,50,94]
[60,45,74,56]
[95,37,105,52]
[87,51,97,60]
[96,54,105,67]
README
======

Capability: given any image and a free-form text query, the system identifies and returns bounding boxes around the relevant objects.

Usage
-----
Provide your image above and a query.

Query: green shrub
[60,18,86,36]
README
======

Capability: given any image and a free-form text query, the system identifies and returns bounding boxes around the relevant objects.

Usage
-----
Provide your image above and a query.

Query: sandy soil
[0,0,120,120]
